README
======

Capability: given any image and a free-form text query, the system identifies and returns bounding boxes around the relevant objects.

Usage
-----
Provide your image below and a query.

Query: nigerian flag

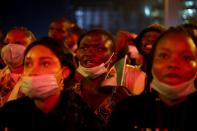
[114,55,127,86]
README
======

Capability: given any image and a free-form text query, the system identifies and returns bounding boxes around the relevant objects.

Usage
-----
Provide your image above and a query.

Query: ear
[61,66,71,79]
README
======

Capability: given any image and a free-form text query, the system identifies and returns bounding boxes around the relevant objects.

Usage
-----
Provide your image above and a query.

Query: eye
[182,54,194,62]
[79,46,88,50]
[24,61,32,68]
[41,61,51,68]
[96,47,106,51]
[156,52,168,60]
[57,29,65,33]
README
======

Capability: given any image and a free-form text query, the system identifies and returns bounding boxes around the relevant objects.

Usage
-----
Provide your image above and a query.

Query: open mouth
[144,44,152,49]
[84,60,94,65]
[82,59,98,67]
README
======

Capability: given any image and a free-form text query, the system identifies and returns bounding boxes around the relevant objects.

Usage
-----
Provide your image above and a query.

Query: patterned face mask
[1,44,26,69]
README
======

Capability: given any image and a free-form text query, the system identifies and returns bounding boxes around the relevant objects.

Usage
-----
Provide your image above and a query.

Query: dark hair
[23,37,75,82]
[77,28,115,51]
[145,26,196,91]
[49,18,75,29]
[178,23,197,42]
[180,23,197,30]
[135,24,166,55]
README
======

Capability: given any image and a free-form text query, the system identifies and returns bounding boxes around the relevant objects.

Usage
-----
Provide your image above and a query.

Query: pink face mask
[20,74,59,99]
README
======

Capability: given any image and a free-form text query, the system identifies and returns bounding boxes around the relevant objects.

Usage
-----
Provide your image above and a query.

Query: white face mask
[77,63,107,78]
[150,72,196,100]
[20,74,59,99]
[1,44,26,69]
[77,53,114,78]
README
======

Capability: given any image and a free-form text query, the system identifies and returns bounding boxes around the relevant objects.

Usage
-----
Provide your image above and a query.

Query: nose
[147,38,156,44]
[84,46,96,54]
[167,55,180,70]
[26,65,41,76]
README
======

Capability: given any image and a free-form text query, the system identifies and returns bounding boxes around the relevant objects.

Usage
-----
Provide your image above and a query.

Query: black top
[107,91,188,131]
[0,90,103,131]
[182,92,197,131]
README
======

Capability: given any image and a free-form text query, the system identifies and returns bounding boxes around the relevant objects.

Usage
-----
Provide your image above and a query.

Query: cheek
[152,61,165,78]
[101,52,112,61]
[76,50,82,61]
[182,63,197,80]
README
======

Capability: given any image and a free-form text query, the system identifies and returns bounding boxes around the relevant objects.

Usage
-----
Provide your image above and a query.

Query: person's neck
[75,71,84,81]
[34,92,60,113]
[158,93,187,106]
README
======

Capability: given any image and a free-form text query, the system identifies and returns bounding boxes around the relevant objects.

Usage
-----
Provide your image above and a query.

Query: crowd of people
[0,17,196,131]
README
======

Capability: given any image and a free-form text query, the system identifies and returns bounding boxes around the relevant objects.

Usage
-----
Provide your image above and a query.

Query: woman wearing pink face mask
[0,37,103,131]
[0,27,36,106]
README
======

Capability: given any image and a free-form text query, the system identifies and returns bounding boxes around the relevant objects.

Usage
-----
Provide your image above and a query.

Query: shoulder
[187,91,197,99]
[184,92,197,107]
[0,96,33,124]
[113,93,153,113]
[60,90,88,107]
[0,97,33,112]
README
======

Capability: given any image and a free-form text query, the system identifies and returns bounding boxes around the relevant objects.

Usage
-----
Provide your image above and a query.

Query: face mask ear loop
[103,52,115,79]
[105,52,114,70]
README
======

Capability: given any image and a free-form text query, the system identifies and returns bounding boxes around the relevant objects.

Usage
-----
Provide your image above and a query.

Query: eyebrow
[25,56,53,61]
[82,43,104,47]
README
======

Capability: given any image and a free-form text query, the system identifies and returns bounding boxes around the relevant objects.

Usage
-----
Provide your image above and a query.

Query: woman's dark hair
[135,24,166,55]
[77,28,115,51]
[145,26,197,92]
[23,37,75,82]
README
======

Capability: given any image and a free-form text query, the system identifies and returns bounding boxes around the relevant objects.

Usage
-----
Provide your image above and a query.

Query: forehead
[50,21,73,29]
[6,29,27,39]
[26,45,58,59]
[80,33,113,44]
[80,33,114,51]
[143,31,160,38]
[156,32,196,53]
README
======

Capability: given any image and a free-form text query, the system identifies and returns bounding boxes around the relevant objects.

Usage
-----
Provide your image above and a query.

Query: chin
[164,80,183,86]
[82,64,97,68]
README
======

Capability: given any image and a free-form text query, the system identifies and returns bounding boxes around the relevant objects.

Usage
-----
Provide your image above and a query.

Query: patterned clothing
[68,69,130,124]
[0,66,21,106]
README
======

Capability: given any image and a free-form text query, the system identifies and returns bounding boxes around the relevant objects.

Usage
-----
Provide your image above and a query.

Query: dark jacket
[107,91,189,131]
[0,90,103,131]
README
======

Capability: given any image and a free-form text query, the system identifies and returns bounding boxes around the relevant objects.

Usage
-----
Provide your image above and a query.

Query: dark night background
[0,0,196,38]
[0,0,67,37]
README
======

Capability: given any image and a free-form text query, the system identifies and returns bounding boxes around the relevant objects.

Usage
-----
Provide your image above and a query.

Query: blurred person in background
[135,23,166,72]
[0,27,36,106]
[65,25,84,54]
[48,18,80,54]
[0,29,6,69]
[48,18,81,67]
[112,31,145,95]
